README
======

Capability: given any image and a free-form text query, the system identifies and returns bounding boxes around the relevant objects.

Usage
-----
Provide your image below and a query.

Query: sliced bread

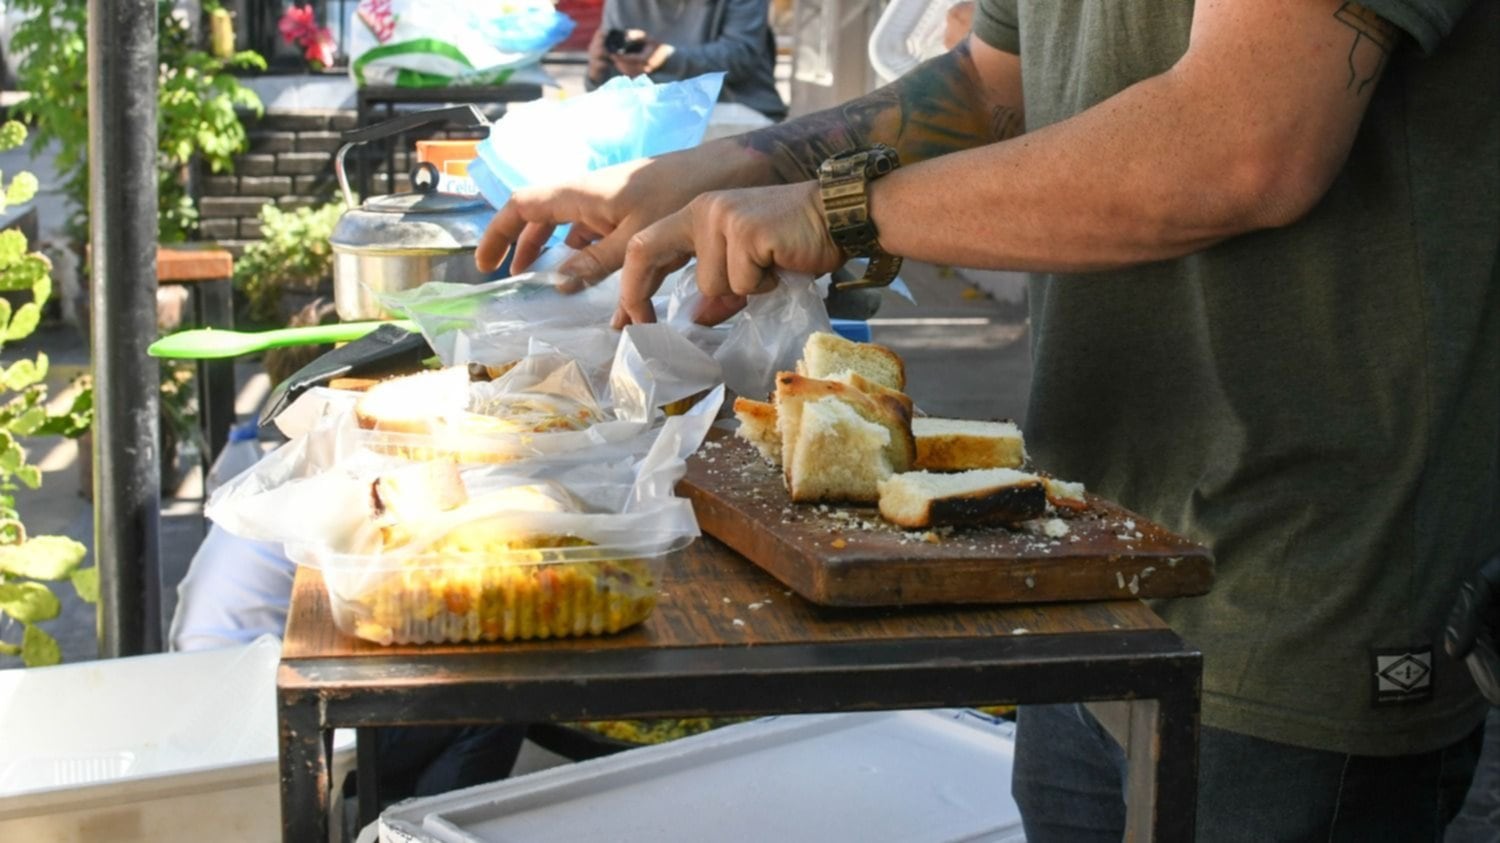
[797,331,906,392]
[785,396,894,503]
[912,417,1027,471]
[775,373,915,491]
[733,397,782,465]
[354,367,470,434]
[1042,477,1088,511]
[370,459,468,547]
[826,369,914,416]
[877,468,1047,529]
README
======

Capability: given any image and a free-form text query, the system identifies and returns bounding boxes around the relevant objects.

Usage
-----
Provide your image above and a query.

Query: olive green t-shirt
[975,0,1499,755]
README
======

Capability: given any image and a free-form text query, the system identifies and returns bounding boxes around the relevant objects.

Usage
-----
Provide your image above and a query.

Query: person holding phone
[584,0,786,121]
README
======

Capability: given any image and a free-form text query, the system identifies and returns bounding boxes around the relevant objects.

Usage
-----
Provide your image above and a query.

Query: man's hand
[612,182,844,329]
[474,145,772,287]
[610,30,671,78]
[1446,553,1500,705]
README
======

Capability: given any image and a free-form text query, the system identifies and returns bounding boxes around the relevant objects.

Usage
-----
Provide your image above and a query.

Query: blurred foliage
[11,0,266,242]
[235,200,344,324]
[0,121,94,667]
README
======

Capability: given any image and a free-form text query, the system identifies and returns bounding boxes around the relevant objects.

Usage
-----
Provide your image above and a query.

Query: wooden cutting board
[677,429,1214,607]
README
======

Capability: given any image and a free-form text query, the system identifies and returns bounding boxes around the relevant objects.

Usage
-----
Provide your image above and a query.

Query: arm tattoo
[1333,3,1399,95]
[736,42,1022,183]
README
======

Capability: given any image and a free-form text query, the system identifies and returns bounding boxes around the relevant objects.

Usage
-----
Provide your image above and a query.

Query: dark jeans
[364,724,528,808]
[1012,703,1483,842]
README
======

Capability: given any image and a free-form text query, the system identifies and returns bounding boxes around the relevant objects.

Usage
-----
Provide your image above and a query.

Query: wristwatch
[817,145,902,289]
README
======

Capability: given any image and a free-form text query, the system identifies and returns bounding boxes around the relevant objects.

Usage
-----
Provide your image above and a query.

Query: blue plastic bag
[467,72,725,211]
[480,3,575,54]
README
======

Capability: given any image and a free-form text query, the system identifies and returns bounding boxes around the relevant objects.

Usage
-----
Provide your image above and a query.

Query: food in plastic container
[328,533,661,646]
[317,476,665,646]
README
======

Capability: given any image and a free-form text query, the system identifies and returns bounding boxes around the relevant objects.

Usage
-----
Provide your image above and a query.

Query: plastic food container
[315,537,665,646]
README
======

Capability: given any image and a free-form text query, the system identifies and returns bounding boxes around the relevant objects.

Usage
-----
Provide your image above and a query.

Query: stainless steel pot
[330,105,498,321]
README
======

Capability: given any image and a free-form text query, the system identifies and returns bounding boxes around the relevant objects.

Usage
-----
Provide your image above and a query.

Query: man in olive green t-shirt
[475,0,1498,837]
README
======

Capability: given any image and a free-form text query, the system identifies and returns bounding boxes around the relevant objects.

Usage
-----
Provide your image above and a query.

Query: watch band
[817,145,902,290]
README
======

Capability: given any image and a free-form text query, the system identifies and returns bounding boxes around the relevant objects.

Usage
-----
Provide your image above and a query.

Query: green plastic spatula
[149,319,418,360]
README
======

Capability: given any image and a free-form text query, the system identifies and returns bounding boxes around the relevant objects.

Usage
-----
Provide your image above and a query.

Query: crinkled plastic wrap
[383,257,831,402]
[207,388,722,645]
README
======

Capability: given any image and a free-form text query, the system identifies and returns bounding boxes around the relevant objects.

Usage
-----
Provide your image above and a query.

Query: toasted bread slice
[912,418,1026,471]
[774,373,914,492]
[796,331,905,392]
[826,370,914,416]
[877,468,1047,529]
[733,397,782,465]
[785,396,894,503]
[1042,477,1088,511]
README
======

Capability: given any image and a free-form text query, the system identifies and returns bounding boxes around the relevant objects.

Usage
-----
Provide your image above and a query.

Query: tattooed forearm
[736,42,1015,183]
[990,105,1024,143]
[1333,3,1398,95]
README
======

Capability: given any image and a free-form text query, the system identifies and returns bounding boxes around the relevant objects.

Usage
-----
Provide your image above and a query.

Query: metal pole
[89,0,162,658]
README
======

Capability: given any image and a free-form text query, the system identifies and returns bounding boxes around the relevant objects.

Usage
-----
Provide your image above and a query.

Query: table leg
[1087,693,1199,842]
[279,687,333,843]
[192,278,236,471]
[356,727,382,831]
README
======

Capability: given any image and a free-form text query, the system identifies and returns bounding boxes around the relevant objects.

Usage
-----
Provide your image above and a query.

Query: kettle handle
[334,104,491,209]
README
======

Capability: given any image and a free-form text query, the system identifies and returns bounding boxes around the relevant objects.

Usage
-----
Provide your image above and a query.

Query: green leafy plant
[11,0,267,242]
[0,121,96,667]
[235,200,345,323]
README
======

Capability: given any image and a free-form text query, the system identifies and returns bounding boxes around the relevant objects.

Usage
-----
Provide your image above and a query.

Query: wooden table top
[283,534,1168,662]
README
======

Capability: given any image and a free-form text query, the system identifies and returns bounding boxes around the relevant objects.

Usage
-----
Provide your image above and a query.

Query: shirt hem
[1201,689,1489,756]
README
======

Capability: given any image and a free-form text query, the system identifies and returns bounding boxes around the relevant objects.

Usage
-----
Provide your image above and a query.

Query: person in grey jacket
[585,0,786,120]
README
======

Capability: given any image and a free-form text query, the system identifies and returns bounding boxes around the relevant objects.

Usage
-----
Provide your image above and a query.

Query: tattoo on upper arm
[736,42,1020,182]
[1333,3,1399,95]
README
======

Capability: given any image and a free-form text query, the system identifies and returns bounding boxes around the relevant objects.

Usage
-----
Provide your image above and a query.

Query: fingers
[614,211,694,329]
[511,221,557,274]
[1466,636,1500,705]
[692,294,747,326]
[475,202,526,272]
[1446,581,1483,658]
[560,227,631,287]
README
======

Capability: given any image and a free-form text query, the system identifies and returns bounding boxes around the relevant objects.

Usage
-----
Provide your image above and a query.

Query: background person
[477,0,1499,837]
[585,0,786,120]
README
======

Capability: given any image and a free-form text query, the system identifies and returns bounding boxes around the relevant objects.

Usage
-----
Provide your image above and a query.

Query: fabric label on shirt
[1371,647,1434,706]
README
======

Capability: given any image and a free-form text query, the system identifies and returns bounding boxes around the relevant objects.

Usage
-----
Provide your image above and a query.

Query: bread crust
[879,478,1047,528]
[733,396,782,464]
[801,332,906,392]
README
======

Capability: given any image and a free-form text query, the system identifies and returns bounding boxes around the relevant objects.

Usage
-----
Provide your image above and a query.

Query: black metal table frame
[352,84,545,201]
[279,627,1202,842]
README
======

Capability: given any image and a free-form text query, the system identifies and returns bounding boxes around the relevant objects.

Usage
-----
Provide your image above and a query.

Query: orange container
[415,139,481,178]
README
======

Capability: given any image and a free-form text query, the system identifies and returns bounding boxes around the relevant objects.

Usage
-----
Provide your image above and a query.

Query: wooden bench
[157,246,236,472]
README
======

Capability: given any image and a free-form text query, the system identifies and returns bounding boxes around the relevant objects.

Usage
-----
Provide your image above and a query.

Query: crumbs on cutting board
[707,434,1161,553]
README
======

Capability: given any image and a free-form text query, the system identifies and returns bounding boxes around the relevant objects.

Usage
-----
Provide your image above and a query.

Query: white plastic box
[0,636,355,843]
[379,709,1026,843]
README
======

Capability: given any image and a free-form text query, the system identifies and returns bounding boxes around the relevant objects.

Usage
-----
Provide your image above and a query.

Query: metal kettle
[330,105,497,321]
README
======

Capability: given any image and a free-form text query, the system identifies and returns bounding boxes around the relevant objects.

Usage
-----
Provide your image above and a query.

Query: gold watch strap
[833,254,903,290]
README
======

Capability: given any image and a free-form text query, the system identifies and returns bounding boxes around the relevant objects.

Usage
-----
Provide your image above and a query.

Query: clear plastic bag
[207,394,720,645]
[383,257,831,403]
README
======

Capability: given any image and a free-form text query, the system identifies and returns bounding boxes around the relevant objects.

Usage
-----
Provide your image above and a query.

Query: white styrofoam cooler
[0,636,355,843]
[379,709,1026,843]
